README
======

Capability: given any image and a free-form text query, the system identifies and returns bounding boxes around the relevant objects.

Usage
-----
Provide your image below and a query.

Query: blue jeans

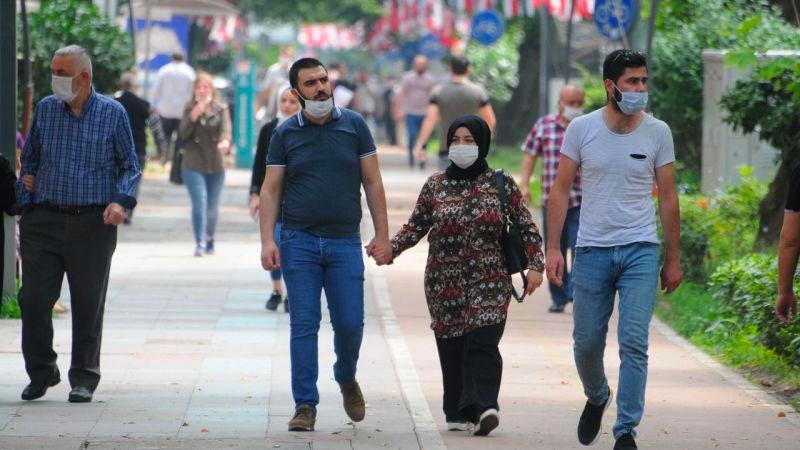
[542,205,580,306]
[405,114,425,166]
[572,242,659,439]
[279,228,365,408]
[182,169,224,245]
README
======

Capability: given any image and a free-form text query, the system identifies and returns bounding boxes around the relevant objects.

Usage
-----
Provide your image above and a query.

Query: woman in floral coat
[389,115,544,436]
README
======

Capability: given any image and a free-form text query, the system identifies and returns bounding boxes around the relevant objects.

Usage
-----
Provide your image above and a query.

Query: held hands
[525,270,544,296]
[365,236,393,266]
[103,202,127,226]
[775,292,797,325]
[261,240,281,271]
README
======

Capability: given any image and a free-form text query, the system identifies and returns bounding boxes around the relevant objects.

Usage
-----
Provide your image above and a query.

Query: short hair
[603,49,647,84]
[449,55,470,75]
[171,52,185,62]
[120,71,137,90]
[54,45,93,78]
[289,58,327,89]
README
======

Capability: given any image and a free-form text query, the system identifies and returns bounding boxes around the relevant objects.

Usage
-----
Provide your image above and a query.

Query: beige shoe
[339,381,366,422]
[288,404,315,431]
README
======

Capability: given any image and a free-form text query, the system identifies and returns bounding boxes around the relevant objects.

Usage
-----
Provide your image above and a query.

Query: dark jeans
[159,116,182,161]
[435,321,506,423]
[18,207,117,391]
[542,205,581,306]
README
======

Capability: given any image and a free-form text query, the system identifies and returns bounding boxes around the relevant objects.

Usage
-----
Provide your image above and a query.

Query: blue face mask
[613,83,648,115]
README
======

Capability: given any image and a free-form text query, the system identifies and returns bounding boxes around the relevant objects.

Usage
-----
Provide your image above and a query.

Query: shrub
[710,253,800,366]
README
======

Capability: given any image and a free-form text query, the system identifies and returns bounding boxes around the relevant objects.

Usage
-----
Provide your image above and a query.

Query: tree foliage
[18,0,134,105]
[235,0,383,24]
[650,0,800,174]
[465,22,523,104]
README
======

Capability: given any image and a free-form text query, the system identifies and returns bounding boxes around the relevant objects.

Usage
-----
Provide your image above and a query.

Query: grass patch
[488,144,542,208]
[1,279,22,319]
[657,282,800,409]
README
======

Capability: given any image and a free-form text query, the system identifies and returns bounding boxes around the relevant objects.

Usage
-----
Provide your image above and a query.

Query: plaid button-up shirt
[521,113,582,209]
[17,91,141,210]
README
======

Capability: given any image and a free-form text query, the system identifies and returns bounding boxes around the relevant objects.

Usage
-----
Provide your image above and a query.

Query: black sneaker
[265,292,281,311]
[614,433,637,449]
[577,388,613,445]
[284,297,290,313]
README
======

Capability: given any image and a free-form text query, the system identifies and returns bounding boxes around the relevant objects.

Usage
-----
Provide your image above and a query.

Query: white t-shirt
[560,108,675,247]
[151,62,196,119]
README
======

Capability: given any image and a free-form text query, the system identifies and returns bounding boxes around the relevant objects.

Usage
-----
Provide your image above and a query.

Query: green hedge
[710,253,800,366]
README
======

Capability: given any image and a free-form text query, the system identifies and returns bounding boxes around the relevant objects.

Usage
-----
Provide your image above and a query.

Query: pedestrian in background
[396,55,435,169]
[16,45,141,404]
[250,83,299,312]
[114,72,168,223]
[151,52,195,179]
[389,115,544,436]
[412,55,495,170]
[519,85,585,313]
[179,71,231,257]
[546,49,681,450]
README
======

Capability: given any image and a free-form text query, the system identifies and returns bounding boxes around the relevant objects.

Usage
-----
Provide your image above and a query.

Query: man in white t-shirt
[545,50,682,450]
[151,53,195,165]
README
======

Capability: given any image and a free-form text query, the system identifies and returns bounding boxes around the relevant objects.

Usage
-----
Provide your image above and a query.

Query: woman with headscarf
[250,83,300,312]
[388,115,544,436]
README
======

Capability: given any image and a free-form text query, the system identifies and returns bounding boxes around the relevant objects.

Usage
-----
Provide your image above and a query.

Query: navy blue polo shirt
[266,106,377,238]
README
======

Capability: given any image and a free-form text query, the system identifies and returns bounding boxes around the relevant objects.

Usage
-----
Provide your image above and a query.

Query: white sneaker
[473,408,499,436]
[447,421,472,431]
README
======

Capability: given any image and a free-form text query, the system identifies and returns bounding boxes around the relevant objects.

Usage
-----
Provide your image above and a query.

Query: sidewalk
[0,146,796,449]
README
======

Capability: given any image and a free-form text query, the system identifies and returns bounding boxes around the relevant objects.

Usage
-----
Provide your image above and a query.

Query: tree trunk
[754,159,792,251]
[494,18,540,146]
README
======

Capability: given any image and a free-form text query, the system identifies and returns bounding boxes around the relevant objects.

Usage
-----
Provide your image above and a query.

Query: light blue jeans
[572,242,660,439]
[182,169,225,245]
[279,228,365,408]
[542,205,581,306]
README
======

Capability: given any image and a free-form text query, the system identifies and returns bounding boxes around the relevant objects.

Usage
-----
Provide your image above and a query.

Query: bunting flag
[298,24,361,50]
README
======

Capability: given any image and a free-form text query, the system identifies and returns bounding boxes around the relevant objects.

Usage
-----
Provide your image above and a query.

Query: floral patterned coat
[390,169,545,338]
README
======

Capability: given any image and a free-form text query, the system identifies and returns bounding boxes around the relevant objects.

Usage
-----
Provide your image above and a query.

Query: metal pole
[142,0,153,100]
[564,0,575,85]
[20,0,32,137]
[1,0,17,297]
[538,5,550,117]
[645,0,660,57]
[128,0,137,64]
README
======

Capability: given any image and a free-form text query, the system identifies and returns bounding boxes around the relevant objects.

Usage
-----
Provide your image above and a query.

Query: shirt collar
[61,88,98,115]
[297,106,342,127]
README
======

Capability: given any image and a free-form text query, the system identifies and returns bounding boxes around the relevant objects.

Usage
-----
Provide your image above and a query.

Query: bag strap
[494,170,528,302]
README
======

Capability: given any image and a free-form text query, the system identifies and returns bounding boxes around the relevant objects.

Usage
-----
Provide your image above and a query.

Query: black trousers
[435,321,506,423]
[19,207,116,390]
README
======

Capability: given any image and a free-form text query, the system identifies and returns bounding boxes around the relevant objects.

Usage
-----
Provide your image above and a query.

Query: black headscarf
[444,115,491,180]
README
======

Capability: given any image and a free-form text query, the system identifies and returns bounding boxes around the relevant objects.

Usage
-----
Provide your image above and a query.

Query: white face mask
[562,106,583,121]
[449,144,480,169]
[52,74,79,103]
[297,91,334,119]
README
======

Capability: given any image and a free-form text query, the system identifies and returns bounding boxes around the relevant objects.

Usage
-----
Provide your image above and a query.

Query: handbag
[494,170,529,302]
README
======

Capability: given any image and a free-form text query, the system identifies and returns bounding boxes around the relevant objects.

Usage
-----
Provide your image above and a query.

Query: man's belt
[35,203,105,215]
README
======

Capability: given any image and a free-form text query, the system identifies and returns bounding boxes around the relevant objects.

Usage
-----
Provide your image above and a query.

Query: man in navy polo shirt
[259,58,391,431]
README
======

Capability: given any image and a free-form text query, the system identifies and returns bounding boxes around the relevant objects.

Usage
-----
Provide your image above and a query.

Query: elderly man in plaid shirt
[16,45,141,403]
[520,85,585,312]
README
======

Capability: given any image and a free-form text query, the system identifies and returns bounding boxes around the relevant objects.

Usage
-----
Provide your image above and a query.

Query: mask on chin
[297,91,334,119]
[52,74,80,103]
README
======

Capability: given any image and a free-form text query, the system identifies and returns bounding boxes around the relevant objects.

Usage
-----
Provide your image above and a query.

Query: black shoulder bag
[494,170,529,302]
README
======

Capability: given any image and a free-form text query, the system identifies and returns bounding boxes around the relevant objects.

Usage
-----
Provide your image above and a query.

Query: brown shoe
[339,381,366,422]
[288,404,315,431]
